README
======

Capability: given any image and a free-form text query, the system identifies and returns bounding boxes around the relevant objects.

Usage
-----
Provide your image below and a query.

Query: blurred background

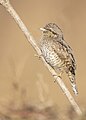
[0,0,86,119]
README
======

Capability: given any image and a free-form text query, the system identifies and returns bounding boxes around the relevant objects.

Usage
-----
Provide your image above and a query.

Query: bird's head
[40,23,63,39]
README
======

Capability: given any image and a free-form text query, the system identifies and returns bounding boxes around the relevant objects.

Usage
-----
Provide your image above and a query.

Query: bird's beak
[40,27,47,32]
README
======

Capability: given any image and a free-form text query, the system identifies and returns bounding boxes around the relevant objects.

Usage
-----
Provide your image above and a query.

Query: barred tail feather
[68,73,78,95]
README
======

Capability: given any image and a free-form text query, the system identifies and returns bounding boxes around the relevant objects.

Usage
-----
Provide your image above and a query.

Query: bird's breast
[41,44,63,68]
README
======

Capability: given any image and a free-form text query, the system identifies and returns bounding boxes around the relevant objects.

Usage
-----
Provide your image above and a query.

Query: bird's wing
[52,39,76,70]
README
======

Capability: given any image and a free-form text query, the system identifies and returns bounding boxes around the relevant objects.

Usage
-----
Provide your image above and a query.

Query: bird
[40,23,78,95]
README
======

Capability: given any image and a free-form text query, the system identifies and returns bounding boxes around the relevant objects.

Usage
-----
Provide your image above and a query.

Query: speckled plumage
[40,23,78,95]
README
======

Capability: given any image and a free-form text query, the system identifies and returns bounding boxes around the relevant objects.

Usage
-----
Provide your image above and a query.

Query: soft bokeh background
[0,0,86,115]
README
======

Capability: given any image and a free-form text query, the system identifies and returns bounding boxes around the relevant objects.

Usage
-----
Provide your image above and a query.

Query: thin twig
[0,0,82,115]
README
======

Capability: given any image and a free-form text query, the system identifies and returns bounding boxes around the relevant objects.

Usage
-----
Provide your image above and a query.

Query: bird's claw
[34,54,42,59]
[53,74,62,83]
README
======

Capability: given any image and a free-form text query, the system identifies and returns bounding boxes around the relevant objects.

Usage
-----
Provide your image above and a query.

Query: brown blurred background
[0,0,86,113]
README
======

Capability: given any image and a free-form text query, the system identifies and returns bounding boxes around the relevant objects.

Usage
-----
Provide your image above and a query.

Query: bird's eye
[49,28,54,31]
[49,28,58,36]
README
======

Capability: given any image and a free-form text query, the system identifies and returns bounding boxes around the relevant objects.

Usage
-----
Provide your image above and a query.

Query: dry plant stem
[0,0,82,116]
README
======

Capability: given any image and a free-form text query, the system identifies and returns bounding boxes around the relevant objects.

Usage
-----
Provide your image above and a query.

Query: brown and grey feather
[40,23,78,95]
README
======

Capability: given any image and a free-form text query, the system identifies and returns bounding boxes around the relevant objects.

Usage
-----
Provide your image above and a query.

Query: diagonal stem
[0,0,82,116]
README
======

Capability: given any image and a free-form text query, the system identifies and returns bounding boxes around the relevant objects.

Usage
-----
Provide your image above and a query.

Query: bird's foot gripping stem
[34,53,43,59]
[53,73,62,83]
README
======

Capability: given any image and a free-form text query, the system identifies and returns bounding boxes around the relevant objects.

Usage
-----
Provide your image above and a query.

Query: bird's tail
[68,72,78,95]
